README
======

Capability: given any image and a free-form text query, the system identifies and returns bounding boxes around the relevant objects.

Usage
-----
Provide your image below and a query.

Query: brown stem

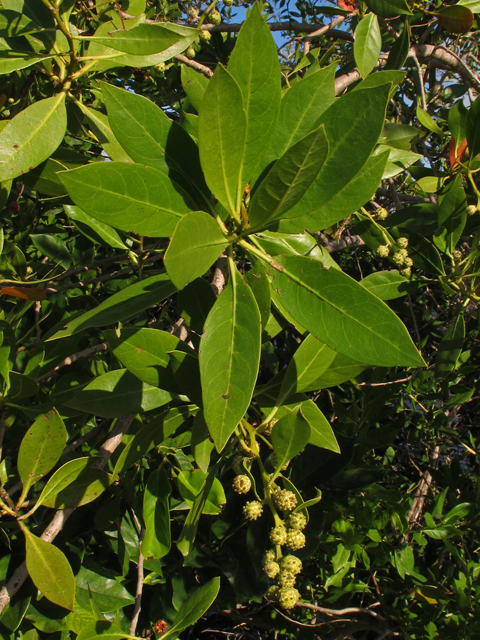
[36,343,110,383]
[130,527,146,636]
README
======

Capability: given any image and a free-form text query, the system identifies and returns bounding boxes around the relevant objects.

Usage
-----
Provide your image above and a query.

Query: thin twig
[355,375,414,388]
[0,408,7,462]
[130,527,146,636]
[388,178,404,211]
[36,343,110,383]
[175,53,213,78]
[304,13,354,42]
[296,602,387,623]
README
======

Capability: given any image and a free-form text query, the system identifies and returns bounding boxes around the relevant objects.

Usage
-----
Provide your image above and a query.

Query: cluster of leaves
[0,0,480,639]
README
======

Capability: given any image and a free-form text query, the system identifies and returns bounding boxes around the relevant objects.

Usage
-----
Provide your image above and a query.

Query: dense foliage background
[0,0,480,639]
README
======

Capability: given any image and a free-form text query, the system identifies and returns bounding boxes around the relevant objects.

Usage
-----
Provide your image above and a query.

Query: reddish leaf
[449,137,468,168]
[437,5,474,34]
[338,0,357,8]
[1,287,47,300]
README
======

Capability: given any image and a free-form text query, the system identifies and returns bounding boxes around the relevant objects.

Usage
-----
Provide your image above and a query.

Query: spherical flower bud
[376,244,390,258]
[273,489,297,512]
[466,204,478,216]
[270,525,288,546]
[278,587,300,609]
[224,0,234,5]
[404,257,413,268]
[400,267,411,278]
[267,585,280,601]
[278,571,296,588]
[375,207,388,220]
[263,549,276,564]
[286,529,306,551]
[287,512,307,531]
[397,237,409,249]
[185,45,196,59]
[231,455,244,475]
[264,560,280,579]
[243,500,264,521]
[154,62,165,73]
[187,6,199,18]
[453,249,463,261]
[199,29,212,42]
[209,9,221,24]
[280,555,303,575]
[392,249,408,266]
[233,475,251,494]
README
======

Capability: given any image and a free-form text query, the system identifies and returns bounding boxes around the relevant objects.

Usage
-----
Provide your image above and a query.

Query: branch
[35,342,110,383]
[296,601,387,623]
[130,527,146,636]
[210,254,228,296]
[376,188,431,204]
[175,53,213,78]
[414,44,480,93]
[407,444,440,524]
[0,414,135,614]
[203,22,354,41]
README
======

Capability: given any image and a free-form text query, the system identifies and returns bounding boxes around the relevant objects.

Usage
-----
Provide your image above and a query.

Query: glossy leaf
[178,278,216,333]
[0,94,66,181]
[416,105,443,135]
[436,175,467,254]
[354,13,382,78]
[364,0,412,17]
[385,21,410,70]
[165,212,228,290]
[245,260,271,329]
[74,102,132,163]
[0,53,53,75]
[49,274,176,340]
[24,530,75,611]
[177,469,226,515]
[191,411,214,473]
[249,125,329,229]
[265,255,424,367]
[301,401,339,452]
[282,85,390,223]
[142,469,171,560]
[467,94,480,161]
[101,82,208,206]
[228,2,281,184]
[30,234,71,269]
[435,313,465,378]
[65,370,173,418]
[65,205,127,251]
[198,65,247,216]
[37,458,110,509]
[89,23,197,55]
[75,565,135,613]
[278,334,336,404]
[271,407,311,475]
[60,162,195,237]
[17,410,66,498]
[360,270,410,300]
[182,65,209,112]
[437,5,474,33]
[169,350,203,407]
[199,267,261,451]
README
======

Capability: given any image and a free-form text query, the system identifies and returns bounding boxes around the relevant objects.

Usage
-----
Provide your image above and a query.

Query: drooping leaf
[142,469,171,560]
[0,53,54,75]
[0,94,66,181]
[169,350,203,407]
[36,458,110,509]
[228,2,281,184]
[74,101,132,163]
[30,234,71,269]
[17,410,67,500]
[264,255,424,367]
[75,564,135,613]
[271,407,311,475]
[435,175,467,254]
[88,23,198,55]
[198,64,247,216]
[24,529,75,611]
[64,370,173,418]
[64,205,127,250]
[199,267,261,451]
[182,65,209,112]
[354,13,382,78]
[360,270,411,300]
[49,274,176,340]
[416,105,444,135]
[165,212,228,290]
[245,260,271,329]
[177,278,217,333]
[248,125,329,230]
[385,21,410,70]
[301,401,339,452]
[437,5,475,33]
[60,162,195,237]
[191,411,214,474]
[307,352,368,389]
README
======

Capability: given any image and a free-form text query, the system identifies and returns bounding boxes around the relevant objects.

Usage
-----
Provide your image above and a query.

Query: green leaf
[385,21,410,70]
[199,266,261,451]
[354,13,382,79]
[75,564,135,613]
[198,64,246,216]
[0,11,42,37]
[308,352,367,389]
[405,230,445,275]
[278,150,388,233]
[75,102,132,163]
[160,578,220,640]
[245,260,271,330]
[277,334,336,404]
[36,457,110,509]
[271,407,311,475]
[360,270,410,300]
[191,411,214,473]
[64,370,173,418]
[280,85,390,224]
[0,94,66,181]
[301,401,339,452]
[169,350,203,407]
[249,125,329,229]
[64,205,127,250]
[24,529,75,611]
[101,82,208,206]
[467,95,480,161]
[49,274,176,340]
[435,312,465,378]
[142,469,171,560]
[268,62,335,160]
[17,410,66,499]
[458,0,480,13]
[177,278,216,333]
[436,175,467,254]
[416,105,444,135]
[77,627,137,640]
[265,255,424,367]
[88,23,197,55]
[177,469,226,515]
[364,0,412,17]
[60,162,195,237]
[0,53,54,75]
[30,234,71,269]
[228,2,281,184]
[165,212,228,290]
[448,100,468,149]
[8,371,38,399]
[107,327,182,391]
[437,5,474,34]
[113,406,196,477]
[182,65,209,112]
